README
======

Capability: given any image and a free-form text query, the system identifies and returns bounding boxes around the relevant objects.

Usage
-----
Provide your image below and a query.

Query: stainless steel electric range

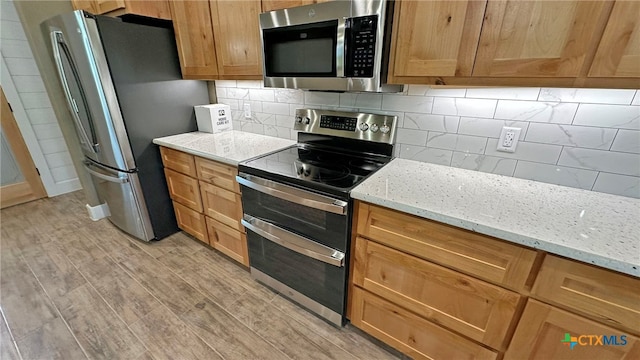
[236,108,397,326]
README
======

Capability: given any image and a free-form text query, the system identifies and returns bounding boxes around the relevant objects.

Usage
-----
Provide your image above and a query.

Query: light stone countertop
[152,131,296,166]
[352,158,640,277]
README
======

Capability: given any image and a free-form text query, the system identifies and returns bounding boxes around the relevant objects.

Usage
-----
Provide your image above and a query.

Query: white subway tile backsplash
[242,80,263,88]
[592,173,640,199]
[26,108,57,125]
[0,39,32,58]
[339,93,382,109]
[19,92,51,109]
[382,94,433,113]
[12,75,46,93]
[451,153,517,176]
[465,87,540,100]
[396,128,428,146]
[249,89,274,102]
[407,85,466,98]
[274,89,304,104]
[402,113,459,132]
[0,20,26,40]
[513,161,598,190]
[304,92,339,106]
[558,148,640,177]
[427,132,487,154]
[494,100,577,124]
[225,81,640,198]
[539,88,636,105]
[33,123,64,140]
[457,117,529,139]
[0,2,19,21]
[485,139,562,164]
[573,104,640,129]
[432,97,496,118]
[262,102,290,116]
[4,57,39,76]
[525,123,617,150]
[610,130,640,154]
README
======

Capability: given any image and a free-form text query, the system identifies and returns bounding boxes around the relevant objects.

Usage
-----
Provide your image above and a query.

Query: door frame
[1,86,47,207]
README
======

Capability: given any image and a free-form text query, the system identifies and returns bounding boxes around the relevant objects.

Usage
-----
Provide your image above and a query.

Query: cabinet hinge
[36,168,40,175]
[8,102,13,112]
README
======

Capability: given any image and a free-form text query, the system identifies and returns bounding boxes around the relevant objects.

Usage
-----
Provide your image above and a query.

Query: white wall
[215,80,640,199]
[0,0,80,196]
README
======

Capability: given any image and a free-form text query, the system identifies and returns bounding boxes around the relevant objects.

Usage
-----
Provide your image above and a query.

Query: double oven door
[237,173,349,326]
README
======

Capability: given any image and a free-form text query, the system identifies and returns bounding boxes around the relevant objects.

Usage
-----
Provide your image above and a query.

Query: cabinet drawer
[173,201,207,243]
[353,237,520,350]
[164,169,202,212]
[206,217,248,267]
[532,255,640,335]
[350,287,497,360]
[200,181,243,231]
[356,202,537,290]
[160,147,196,177]
[195,157,239,193]
[505,299,640,360]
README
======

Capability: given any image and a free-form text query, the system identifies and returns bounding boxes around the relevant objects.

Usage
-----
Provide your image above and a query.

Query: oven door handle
[242,215,345,267]
[236,174,348,215]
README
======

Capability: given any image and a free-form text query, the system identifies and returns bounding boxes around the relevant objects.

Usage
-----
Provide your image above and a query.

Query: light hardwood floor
[0,192,403,360]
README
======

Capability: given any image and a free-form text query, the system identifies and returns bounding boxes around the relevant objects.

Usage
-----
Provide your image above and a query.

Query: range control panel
[319,115,358,131]
[294,109,397,145]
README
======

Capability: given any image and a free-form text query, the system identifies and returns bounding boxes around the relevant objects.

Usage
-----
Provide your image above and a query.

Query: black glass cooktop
[239,144,391,197]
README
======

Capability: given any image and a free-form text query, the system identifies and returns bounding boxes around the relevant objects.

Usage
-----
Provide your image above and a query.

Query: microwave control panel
[345,15,378,78]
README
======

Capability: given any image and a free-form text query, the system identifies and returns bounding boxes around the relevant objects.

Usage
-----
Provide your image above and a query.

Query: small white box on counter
[194,104,232,133]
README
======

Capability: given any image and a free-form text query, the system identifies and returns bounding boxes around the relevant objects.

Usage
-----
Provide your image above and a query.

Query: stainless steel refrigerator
[42,11,209,241]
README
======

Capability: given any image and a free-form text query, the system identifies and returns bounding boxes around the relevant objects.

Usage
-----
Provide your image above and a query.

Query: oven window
[263,20,337,77]
[241,186,348,252]
[247,231,346,314]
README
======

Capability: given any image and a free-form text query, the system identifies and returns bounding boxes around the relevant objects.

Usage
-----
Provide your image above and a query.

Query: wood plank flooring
[0,192,404,360]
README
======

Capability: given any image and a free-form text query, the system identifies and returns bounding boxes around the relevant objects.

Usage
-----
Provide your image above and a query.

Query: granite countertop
[152,131,296,166]
[352,158,640,277]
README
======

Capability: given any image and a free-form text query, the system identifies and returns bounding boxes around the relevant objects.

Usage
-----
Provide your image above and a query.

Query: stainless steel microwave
[259,0,402,93]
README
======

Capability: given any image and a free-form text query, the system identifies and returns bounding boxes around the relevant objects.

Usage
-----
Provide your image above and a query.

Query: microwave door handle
[236,174,348,215]
[51,31,99,154]
[336,18,346,78]
[242,215,345,267]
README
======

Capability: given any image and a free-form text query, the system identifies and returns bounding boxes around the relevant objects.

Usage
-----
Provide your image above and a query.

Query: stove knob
[295,116,302,123]
[359,123,369,131]
[380,124,390,134]
[370,123,379,133]
[303,117,311,125]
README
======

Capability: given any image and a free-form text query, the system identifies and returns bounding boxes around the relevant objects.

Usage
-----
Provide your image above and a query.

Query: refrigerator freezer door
[43,11,136,171]
[83,160,154,241]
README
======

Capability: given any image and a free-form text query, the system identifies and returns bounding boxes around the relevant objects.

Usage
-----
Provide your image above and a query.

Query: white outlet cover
[243,103,251,119]
[497,126,522,153]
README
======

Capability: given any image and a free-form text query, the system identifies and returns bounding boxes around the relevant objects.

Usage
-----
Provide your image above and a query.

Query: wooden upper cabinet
[209,0,263,78]
[589,1,640,77]
[95,0,126,13]
[169,1,219,79]
[72,0,99,13]
[262,0,332,12]
[473,1,612,77]
[390,0,486,77]
[71,0,170,19]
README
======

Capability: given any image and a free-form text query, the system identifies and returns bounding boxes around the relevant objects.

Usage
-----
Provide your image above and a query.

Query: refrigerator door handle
[51,30,99,154]
[83,161,129,184]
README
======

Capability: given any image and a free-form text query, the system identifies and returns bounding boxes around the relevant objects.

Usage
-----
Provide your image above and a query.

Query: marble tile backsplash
[214,80,640,199]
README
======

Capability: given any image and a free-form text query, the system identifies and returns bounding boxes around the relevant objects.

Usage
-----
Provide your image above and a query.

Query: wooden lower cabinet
[352,237,520,350]
[164,168,202,212]
[206,217,248,267]
[350,287,497,360]
[200,181,243,231]
[172,201,207,243]
[505,300,640,360]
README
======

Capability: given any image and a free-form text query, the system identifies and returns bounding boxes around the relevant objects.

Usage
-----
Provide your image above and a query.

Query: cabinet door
[71,0,98,13]
[474,1,611,77]
[352,237,520,350]
[390,0,486,77]
[350,287,497,360]
[206,217,248,267]
[262,0,313,12]
[95,0,126,13]
[173,201,207,243]
[160,147,196,177]
[200,181,243,231]
[210,0,263,77]
[505,300,640,360]
[164,169,203,212]
[589,1,640,77]
[168,1,218,79]
[195,157,239,193]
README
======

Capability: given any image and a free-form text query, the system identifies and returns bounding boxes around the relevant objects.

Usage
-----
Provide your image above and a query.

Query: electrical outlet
[243,103,251,119]
[497,126,521,153]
